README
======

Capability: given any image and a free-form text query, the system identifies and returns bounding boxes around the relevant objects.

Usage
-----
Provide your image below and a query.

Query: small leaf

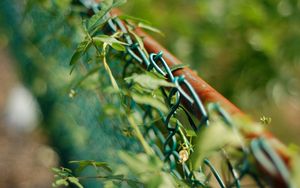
[111,43,126,51]
[67,177,84,188]
[70,160,112,173]
[193,171,206,184]
[125,73,175,90]
[93,35,127,46]
[170,64,188,72]
[62,167,72,174]
[131,93,168,113]
[93,35,126,51]
[185,129,197,137]
[119,152,161,173]
[52,168,61,173]
[69,38,91,67]
[87,0,128,30]
[52,167,72,178]
[192,122,242,168]
[128,29,146,53]
[53,179,69,187]
[87,0,113,30]
[138,22,163,35]
[119,14,151,25]
[112,0,127,7]
[119,152,176,187]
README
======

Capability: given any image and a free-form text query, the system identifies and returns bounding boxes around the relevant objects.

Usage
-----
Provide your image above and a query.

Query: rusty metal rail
[135,27,243,116]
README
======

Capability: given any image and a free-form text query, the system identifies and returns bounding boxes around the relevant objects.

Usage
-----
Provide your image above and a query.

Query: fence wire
[78,1,291,187]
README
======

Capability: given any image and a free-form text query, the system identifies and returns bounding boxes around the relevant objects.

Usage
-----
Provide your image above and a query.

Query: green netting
[0,1,141,187]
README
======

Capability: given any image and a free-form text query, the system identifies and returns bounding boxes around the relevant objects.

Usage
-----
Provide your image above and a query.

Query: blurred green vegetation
[122,0,300,144]
[0,1,142,186]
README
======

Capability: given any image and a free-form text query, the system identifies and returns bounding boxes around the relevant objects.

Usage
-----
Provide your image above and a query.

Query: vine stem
[127,114,154,155]
[77,175,143,185]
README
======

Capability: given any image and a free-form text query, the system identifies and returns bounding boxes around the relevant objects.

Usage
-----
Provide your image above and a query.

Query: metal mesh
[75,1,292,187]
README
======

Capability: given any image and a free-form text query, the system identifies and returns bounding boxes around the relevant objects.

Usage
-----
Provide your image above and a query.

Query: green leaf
[128,29,146,54]
[69,38,91,67]
[185,129,197,137]
[131,93,168,113]
[119,152,176,187]
[52,167,61,173]
[119,14,151,25]
[70,160,112,173]
[125,73,175,90]
[53,179,69,187]
[192,122,242,168]
[170,64,188,72]
[67,177,84,188]
[52,167,72,178]
[119,152,161,173]
[193,171,206,184]
[138,22,163,35]
[112,0,127,7]
[93,35,126,51]
[87,0,113,30]
[62,167,72,174]
[93,35,127,46]
[111,43,126,51]
[87,0,126,28]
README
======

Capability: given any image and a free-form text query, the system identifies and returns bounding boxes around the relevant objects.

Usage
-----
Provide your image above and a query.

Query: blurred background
[0,0,300,187]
